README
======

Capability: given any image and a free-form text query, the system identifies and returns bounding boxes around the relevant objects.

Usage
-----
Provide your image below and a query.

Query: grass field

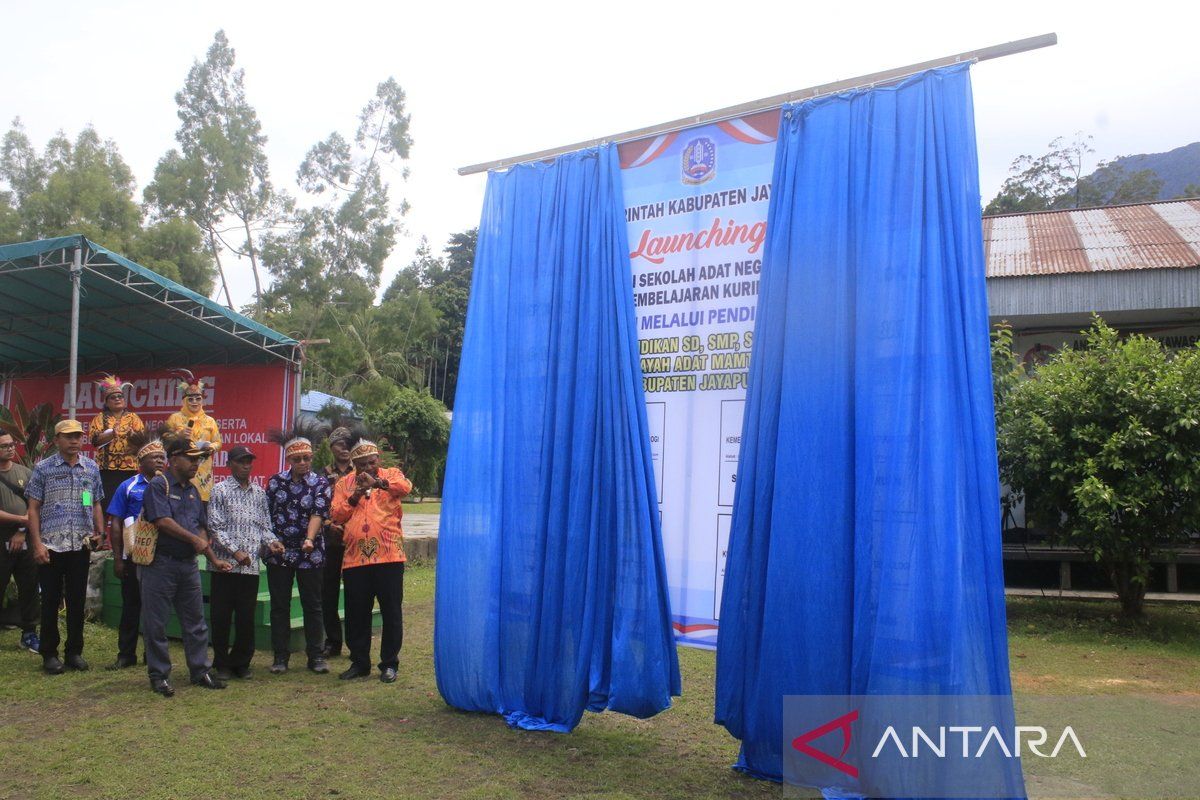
[403,501,442,515]
[0,568,1197,799]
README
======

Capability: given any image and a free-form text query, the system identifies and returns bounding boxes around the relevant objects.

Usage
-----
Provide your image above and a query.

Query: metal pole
[458,33,1057,175]
[67,245,82,420]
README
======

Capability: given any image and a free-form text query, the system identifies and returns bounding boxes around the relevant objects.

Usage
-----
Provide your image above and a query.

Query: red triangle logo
[791,708,859,779]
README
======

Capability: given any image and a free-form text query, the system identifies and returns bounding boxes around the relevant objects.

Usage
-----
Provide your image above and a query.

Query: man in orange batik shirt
[329,436,412,684]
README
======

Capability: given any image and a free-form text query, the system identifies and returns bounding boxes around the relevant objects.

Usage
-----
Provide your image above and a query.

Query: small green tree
[367,387,450,498]
[994,318,1200,617]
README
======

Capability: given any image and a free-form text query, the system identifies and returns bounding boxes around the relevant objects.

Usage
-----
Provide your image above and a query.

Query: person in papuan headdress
[88,375,146,503]
[165,370,221,502]
[104,425,166,670]
[264,418,332,675]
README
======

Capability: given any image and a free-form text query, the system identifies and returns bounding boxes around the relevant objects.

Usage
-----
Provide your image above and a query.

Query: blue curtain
[435,145,681,733]
[714,65,1022,791]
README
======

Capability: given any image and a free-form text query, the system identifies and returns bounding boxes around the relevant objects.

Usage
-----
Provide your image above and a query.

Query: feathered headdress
[170,368,206,396]
[95,374,132,400]
[127,423,167,461]
[327,414,365,447]
[345,428,381,461]
[267,417,329,459]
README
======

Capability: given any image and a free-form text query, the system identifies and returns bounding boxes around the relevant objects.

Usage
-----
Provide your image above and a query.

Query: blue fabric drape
[434,145,681,733]
[714,65,1022,792]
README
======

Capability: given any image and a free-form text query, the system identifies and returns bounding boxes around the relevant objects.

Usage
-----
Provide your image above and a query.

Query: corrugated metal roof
[0,236,300,375]
[984,199,1200,278]
[299,390,358,416]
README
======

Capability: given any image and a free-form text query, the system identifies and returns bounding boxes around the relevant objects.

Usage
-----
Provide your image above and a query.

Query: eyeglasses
[0,443,16,449]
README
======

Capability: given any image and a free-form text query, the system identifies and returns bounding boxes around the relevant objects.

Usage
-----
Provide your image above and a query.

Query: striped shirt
[25,452,104,553]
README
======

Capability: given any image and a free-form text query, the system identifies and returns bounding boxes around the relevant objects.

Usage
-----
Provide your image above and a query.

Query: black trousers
[38,548,89,660]
[116,559,142,661]
[344,561,404,672]
[209,571,260,671]
[322,543,345,649]
[265,564,324,662]
[0,536,39,632]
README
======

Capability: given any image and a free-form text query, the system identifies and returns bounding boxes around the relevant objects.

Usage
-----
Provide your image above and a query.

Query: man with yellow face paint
[165,370,221,502]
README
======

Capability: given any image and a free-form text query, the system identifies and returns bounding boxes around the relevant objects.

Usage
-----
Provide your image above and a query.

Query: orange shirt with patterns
[330,467,412,570]
[87,411,146,471]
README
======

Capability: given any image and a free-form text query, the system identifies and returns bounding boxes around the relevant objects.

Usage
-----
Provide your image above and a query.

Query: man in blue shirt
[105,430,167,670]
[139,434,231,697]
[25,419,105,675]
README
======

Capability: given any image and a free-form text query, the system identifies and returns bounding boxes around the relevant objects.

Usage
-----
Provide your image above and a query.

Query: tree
[380,229,477,407]
[0,120,215,294]
[1176,183,1200,199]
[367,387,450,497]
[994,318,1200,618]
[985,134,1094,215]
[146,30,284,307]
[128,217,217,296]
[1069,163,1163,208]
[2,123,141,246]
[985,134,1164,214]
[260,77,412,394]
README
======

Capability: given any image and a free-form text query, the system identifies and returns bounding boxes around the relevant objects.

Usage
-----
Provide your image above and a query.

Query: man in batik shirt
[208,446,284,680]
[329,437,411,684]
[265,429,331,675]
[25,420,105,674]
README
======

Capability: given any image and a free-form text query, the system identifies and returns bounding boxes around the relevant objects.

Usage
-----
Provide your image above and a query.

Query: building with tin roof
[985,198,1200,363]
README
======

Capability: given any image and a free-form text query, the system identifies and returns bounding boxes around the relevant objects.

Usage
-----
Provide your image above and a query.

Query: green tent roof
[0,235,299,376]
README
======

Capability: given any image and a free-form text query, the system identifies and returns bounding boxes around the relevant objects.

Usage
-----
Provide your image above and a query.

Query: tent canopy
[0,236,299,376]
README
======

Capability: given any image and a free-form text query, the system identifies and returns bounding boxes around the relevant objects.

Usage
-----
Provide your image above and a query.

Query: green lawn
[403,501,442,515]
[1,572,1197,799]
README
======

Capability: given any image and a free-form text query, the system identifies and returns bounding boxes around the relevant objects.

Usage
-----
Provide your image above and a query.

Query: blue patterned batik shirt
[264,469,330,569]
[208,476,278,575]
[25,452,104,553]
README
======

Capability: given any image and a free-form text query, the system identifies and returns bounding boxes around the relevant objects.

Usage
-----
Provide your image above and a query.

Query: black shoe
[308,658,330,674]
[321,642,342,658]
[269,659,288,675]
[151,679,175,697]
[64,654,89,671]
[380,667,397,683]
[213,668,233,682]
[338,665,370,680]
[191,671,227,690]
[107,656,137,671]
[232,666,253,680]
[43,656,64,675]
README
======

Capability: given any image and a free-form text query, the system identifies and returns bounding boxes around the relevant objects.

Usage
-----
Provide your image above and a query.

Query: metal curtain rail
[458,32,1057,176]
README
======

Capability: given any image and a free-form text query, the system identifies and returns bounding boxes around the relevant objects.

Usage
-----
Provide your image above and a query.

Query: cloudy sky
[3,0,1195,306]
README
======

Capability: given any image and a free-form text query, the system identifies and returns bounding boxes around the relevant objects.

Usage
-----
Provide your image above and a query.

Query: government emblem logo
[681,137,716,185]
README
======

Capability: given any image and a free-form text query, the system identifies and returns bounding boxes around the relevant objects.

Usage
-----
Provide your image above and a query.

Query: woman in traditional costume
[165,369,221,501]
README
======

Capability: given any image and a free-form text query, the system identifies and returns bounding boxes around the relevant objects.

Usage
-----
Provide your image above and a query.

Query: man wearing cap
[139,433,232,696]
[320,425,356,658]
[24,419,105,674]
[329,437,412,683]
[207,445,284,680]
[265,426,331,675]
[104,427,166,669]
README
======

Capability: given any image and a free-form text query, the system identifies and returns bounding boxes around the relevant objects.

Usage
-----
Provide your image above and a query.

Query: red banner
[1,363,298,486]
